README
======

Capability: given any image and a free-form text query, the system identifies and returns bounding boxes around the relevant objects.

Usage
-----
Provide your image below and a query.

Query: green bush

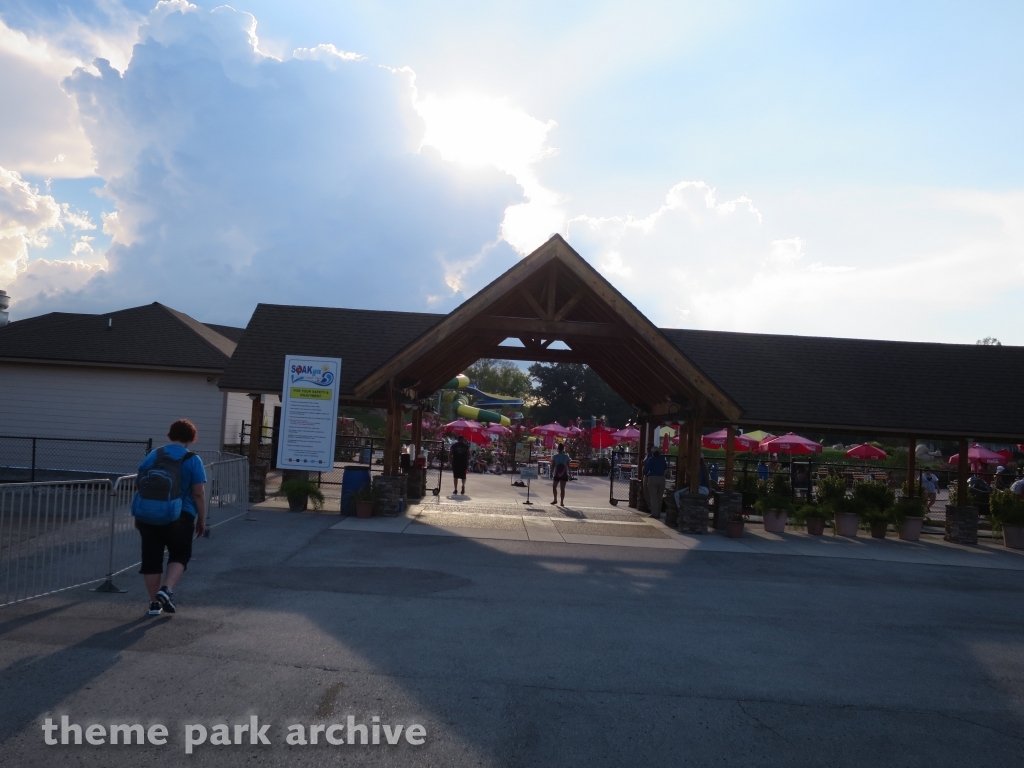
[829,496,872,518]
[769,473,792,496]
[278,478,326,511]
[947,483,975,507]
[989,489,1024,531]
[816,474,847,505]
[893,497,925,523]
[792,503,828,523]
[853,481,895,511]
[754,494,795,514]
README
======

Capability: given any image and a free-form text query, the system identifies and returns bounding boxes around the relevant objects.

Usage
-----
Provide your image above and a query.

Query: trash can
[341,466,371,515]
[360,446,372,465]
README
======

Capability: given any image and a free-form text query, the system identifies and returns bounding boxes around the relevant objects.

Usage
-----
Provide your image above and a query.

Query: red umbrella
[612,426,641,443]
[844,443,887,460]
[590,425,618,449]
[759,432,823,454]
[702,429,758,452]
[485,423,512,436]
[995,449,1013,462]
[949,444,1005,466]
[444,418,489,445]
[531,422,572,437]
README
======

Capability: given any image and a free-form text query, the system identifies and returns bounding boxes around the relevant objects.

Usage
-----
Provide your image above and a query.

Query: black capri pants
[137,514,196,574]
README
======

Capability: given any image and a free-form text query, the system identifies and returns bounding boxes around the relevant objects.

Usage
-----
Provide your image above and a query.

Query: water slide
[442,375,523,427]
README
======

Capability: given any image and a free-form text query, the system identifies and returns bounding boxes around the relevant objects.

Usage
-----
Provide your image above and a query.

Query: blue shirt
[644,455,667,476]
[137,444,207,517]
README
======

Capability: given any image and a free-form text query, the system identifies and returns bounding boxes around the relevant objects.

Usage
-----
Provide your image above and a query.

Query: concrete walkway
[333,498,1024,571]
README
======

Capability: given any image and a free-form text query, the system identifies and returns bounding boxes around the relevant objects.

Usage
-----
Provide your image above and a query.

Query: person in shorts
[449,435,470,495]
[550,443,571,506]
[136,419,206,615]
[921,470,939,514]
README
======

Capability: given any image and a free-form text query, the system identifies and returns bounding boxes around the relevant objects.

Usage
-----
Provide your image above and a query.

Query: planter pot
[355,500,373,519]
[834,512,859,538]
[1004,524,1024,550]
[898,516,924,542]
[869,520,888,539]
[806,518,825,536]
[762,509,788,533]
[726,520,745,538]
[287,495,307,512]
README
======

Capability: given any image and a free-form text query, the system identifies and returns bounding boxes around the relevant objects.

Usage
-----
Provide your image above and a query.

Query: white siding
[222,392,280,445]
[0,363,227,457]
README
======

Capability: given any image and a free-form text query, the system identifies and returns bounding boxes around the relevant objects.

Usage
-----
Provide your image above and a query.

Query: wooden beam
[907,436,916,498]
[412,407,423,460]
[473,317,626,338]
[958,438,969,504]
[475,347,588,363]
[247,395,264,466]
[519,288,550,321]
[688,399,706,493]
[547,262,557,320]
[553,287,586,322]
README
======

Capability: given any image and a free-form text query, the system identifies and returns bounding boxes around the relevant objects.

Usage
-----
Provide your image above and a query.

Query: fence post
[93,481,127,593]
[30,438,36,483]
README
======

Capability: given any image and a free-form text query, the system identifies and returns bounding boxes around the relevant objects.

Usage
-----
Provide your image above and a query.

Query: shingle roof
[0,303,237,371]
[663,328,1024,439]
[203,323,246,344]
[218,304,443,394]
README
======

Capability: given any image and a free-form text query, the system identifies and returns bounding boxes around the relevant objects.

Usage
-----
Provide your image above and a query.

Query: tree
[976,337,1002,346]
[464,359,533,400]
[527,363,633,427]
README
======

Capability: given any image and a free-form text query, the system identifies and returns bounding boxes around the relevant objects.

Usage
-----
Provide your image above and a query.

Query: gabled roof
[665,328,1024,439]
[203,323,246,344]
[218,304,443,395]
[0,303,238,372]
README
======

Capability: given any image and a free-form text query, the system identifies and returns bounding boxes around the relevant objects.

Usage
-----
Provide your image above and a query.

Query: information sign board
[276,355,342,469]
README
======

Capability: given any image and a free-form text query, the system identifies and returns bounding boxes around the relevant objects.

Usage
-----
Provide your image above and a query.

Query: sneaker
[148,601,163,616]
[156,587,176,614]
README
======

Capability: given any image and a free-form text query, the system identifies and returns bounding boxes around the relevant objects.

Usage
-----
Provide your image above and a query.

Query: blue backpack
[131,447,194,525]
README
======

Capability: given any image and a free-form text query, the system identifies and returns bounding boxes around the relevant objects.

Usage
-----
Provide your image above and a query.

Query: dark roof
[218,304,443,395]
[204,323,245,343]
[0,303,237,371]
[663,328,1024,439]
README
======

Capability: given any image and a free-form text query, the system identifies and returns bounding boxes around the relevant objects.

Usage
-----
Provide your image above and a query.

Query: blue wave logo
[290,364,334,387]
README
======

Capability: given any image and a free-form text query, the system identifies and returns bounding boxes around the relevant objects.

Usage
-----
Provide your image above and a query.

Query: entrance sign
[518,466,539,480]
[277,356,342,469]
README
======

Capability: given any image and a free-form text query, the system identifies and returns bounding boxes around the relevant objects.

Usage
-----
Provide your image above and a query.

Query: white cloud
[292,43,366,65]
[8,3,521,322]
[0,166,63,285]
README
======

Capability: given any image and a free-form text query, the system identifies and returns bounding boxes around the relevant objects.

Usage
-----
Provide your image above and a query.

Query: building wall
[222,392,280,446]
[0,363,228,465]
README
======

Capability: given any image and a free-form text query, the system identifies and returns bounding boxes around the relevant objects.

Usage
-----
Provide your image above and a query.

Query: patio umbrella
[948,443,1005,466]
[485,423,512,436]
[531,422,572,438]
[702,428,759,452]
[759,432,823,454]
[844,443,887,460]
[612,426,641,443]
[995,448,1014,462]
[444,418,489,444]
[590,425,618,449]
[744,430,775,444]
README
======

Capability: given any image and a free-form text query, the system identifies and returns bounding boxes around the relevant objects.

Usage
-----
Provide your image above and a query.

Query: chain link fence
[0,435,153,484]
[0,453,248,607]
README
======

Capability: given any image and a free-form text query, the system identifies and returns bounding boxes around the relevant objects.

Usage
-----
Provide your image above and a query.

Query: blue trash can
[341,466,371,515]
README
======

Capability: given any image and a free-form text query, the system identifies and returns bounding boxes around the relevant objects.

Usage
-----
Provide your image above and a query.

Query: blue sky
[0,0,1021,343]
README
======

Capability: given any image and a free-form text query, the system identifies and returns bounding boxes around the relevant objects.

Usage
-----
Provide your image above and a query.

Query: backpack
[131,447,195,525]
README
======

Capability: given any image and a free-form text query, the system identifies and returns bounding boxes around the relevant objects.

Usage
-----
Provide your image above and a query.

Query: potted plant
[853,481,896,539]
[753,494,793,533]
[795,503,828,536]
[893,497,926,542]
[278,478,325,512]
[861,505,893,539]
[989,489,1024,550]
[829,496,867,537]
[726,512,745,538]
[352,484,374,518]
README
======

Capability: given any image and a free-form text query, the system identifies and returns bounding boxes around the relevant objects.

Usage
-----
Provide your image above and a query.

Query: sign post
[276,355,342,471]
[519,465,538,505]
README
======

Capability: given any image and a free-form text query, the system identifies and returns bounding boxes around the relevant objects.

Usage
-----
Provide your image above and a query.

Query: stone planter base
[763,509,788,534]
[945,505,979,545]
[714,492,742,531]
[898,517,924,542]
[407,466,426,500]
[677,495,709,535]
[1003,524,1024,550]
[372,475,407,517]
[248,463,268,503]
[663,494,679,527]
[806,518,825,536]
[834,512,859,538]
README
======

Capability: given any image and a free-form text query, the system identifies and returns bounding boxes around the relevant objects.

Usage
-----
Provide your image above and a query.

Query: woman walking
[551,443,570,506]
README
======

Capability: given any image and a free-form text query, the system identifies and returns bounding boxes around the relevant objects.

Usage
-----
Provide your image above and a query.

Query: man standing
[643,448,668,518]
[450,435,470,496]
[550,443,571,506]
[133,419,206,616]
[921,470,939,515]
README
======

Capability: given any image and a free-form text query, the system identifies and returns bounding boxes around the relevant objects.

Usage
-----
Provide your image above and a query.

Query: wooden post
[724,425,736,493]
[676,421,689,491]
[958,438,969,503]
[411,408,423,461]
[637,422,649,482]
[383,381,399,476]
[247,394,263,466]
[688,404,705,493]
[907,436,916,498]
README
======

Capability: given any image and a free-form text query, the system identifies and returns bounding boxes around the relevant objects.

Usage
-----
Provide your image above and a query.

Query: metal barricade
[0,454,249,607]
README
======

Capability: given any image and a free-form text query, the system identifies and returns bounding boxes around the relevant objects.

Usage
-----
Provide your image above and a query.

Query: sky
[0,0,1021,344]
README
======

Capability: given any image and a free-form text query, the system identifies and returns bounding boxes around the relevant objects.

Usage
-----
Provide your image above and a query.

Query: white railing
[0,454,248,607]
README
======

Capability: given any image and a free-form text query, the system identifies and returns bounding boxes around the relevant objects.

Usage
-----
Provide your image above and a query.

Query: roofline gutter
[0,357,226,375]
